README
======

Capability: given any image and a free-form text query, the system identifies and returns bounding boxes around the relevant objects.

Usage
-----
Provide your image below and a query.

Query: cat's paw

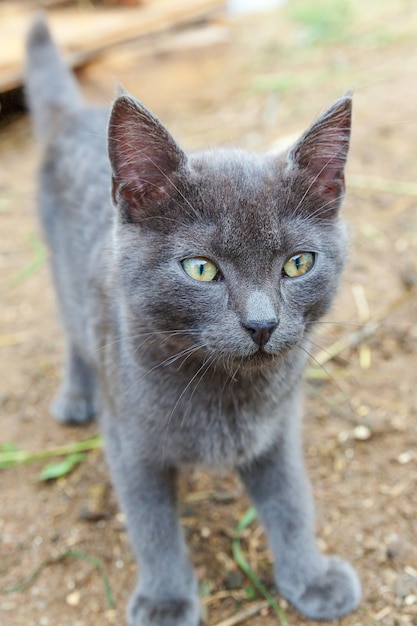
[278,556,361,621]
[128,593,200,626]
[51,389,97,425]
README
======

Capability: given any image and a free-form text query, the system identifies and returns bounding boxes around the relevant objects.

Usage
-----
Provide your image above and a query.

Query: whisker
[307,194,344,221]
[164,344,206,369]
[117,338,208,403]
[307,336,351,369]
[94,329,197,355]
[306,321,363,327]
[161,353,216,459]
[168,355,213,421]
[180,354,217,429]
[138,342,207,378]
[299,343,358,421]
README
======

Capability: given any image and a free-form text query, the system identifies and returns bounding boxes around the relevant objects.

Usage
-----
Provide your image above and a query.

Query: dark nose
[244,321,278,347]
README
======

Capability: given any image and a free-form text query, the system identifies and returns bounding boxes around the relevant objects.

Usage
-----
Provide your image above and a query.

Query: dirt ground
[1,2,417,625]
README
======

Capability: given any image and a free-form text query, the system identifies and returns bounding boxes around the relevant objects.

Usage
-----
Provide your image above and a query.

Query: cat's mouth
[237,335,302,371]
[237,345,284,371]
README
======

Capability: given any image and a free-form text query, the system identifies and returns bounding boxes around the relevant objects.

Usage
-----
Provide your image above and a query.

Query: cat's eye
[181,257,221,282]
[283,252,315,278]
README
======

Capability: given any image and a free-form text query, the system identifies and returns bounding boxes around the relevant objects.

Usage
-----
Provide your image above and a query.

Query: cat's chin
[234,347,286,373]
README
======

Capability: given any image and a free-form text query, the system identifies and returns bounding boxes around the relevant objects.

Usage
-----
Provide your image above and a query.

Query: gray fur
[26,14,360,625]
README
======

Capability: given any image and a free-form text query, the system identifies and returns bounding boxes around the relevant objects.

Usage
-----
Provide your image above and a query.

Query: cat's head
[108,93,351,372]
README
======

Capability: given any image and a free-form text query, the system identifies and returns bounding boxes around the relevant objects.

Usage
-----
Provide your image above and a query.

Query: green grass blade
[236,506,257,533]
[0,549,114,608]
[232,509,289,626]
[40,452,87,481]
[0,560,49,594]
[0,435,102,469]
[66,550,115,608]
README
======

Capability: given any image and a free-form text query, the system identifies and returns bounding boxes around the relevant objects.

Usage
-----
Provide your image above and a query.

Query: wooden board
[0,0,226,93]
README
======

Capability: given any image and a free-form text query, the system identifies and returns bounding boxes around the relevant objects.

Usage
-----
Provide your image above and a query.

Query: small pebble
[79,484,108,521]
[224,570,244,589]
[105,610,117,624]
[181,505,196,518]
[405,566,417,578]
[405,595,417,606]
[338,431,349,443]
[353,424,372,441]
[66,591,81,607]
[386,533,403,560]
[399,268,417,290]
[397,450,415,464]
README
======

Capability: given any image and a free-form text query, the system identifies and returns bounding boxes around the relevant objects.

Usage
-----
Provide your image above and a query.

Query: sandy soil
[1,2,417,625]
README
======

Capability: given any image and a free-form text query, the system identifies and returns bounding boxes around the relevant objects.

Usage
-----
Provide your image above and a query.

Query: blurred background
[1,1,417,625]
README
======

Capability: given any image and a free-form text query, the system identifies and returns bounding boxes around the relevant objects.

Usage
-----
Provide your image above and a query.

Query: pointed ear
[288,95,352,208]
[108,94,187,222]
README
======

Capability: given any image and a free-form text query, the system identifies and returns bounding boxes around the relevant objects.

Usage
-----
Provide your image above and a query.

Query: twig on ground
[211,601,269,626]
[313,319,380,367]
[312,288,415,368]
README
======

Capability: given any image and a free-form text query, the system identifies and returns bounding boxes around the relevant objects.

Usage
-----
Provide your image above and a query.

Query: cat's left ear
[108,93,187,222]
[288,94,352,207]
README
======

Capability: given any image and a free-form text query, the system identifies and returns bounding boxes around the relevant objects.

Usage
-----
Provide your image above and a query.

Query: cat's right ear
[287,95,352,212]
[108,94,187,223]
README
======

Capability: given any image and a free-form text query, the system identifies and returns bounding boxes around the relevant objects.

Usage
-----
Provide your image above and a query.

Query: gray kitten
[25,14,361,626]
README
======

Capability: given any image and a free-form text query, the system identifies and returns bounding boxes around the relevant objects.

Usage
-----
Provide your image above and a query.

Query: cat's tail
[25,12,83,140]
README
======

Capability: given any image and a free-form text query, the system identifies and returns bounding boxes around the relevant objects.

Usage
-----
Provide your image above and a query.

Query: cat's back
[41,106,110,210]
[39,106,113,245]
[38,106,114,351]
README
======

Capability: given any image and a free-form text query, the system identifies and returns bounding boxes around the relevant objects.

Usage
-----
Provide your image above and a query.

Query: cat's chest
[137,369,294,468]
[190,408,285,467]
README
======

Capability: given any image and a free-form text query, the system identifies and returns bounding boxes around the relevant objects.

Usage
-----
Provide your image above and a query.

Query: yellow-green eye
[182,257,220,282]
[283,252,315,278]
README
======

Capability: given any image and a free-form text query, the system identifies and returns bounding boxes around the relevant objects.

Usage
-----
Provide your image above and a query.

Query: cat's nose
[244,321,278,347]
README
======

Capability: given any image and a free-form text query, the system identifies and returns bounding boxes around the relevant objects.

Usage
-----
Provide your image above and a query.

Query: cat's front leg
[102,418,200,626]
[238,413,361,621]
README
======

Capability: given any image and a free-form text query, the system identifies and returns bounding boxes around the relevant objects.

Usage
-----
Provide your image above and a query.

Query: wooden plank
[0,0,226,93]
